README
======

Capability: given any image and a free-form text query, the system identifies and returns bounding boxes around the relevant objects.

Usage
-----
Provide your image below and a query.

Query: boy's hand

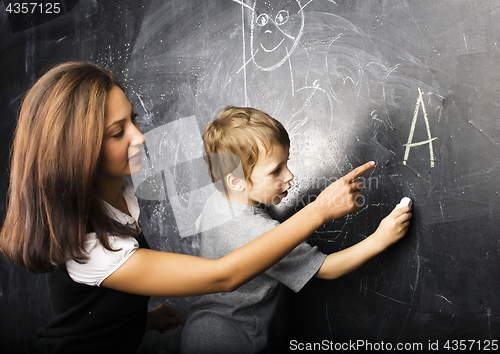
[314,203,412,280]
[146,304,186,333]
[373,205,412,248]
[311,161,375,223]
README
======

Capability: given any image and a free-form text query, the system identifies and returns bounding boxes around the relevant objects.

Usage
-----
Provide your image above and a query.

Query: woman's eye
[112,129,124,139]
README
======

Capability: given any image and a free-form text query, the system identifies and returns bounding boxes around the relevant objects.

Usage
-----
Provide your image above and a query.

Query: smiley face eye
[275,10,289,25]
[256,13,269,26]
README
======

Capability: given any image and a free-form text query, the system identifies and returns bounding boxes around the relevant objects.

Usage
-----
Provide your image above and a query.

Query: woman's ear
[225,173,246,192]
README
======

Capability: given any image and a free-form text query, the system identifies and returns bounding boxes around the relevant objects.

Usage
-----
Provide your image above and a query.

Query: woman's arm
[315,205,412,280]
[102,161,375,297]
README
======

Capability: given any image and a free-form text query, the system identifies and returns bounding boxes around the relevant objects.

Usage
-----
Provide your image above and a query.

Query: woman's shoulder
[66,233,140,287]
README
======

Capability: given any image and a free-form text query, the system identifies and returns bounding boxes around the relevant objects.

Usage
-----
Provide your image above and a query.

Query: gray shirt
[180,192,327,354]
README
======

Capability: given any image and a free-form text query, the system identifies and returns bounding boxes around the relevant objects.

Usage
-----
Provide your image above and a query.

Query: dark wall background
[1,0,499,352]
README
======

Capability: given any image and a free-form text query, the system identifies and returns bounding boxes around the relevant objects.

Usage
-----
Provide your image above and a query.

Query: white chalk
[396,197,412,209]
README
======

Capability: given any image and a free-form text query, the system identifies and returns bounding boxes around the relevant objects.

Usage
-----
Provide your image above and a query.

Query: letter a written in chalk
[403,87,437,168]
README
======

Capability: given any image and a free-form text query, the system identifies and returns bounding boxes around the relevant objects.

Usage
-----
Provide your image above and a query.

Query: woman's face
[98,85,145,181]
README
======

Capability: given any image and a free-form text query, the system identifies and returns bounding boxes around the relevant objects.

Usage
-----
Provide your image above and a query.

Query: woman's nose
[130,126,145,147]
[131,134,144,147]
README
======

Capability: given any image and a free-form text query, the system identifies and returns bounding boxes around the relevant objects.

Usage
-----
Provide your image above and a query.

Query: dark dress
[37,233,150,354]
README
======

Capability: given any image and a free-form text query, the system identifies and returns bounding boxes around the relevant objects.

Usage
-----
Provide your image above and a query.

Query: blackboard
[1,0,499,352]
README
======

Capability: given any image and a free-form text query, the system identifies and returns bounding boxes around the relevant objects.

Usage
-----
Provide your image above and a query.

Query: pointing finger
[342,161,375,183]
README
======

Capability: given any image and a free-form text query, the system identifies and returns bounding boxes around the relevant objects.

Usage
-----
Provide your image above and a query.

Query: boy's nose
[283,167,294,184]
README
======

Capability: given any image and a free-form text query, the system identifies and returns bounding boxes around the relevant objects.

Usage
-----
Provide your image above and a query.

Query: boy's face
[245,143,294,206]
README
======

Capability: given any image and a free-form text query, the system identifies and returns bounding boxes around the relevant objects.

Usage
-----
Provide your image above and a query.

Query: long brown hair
[0,61,137,273]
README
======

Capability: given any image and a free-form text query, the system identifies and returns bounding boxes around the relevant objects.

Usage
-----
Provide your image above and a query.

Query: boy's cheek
[260,177,281,189]
[272,178,282,188]
[247,189,262,201]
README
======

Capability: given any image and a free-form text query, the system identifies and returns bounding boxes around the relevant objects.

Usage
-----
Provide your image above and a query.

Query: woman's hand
[146,304,185,333]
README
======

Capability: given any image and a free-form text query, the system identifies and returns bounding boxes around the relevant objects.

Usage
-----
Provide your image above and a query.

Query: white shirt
[66,179,140,286]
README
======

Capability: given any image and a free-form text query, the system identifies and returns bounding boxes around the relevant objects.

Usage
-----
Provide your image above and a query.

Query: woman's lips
[129,151,143,162]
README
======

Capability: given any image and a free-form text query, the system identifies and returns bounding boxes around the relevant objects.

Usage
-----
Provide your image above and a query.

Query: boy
[180,107,412,353]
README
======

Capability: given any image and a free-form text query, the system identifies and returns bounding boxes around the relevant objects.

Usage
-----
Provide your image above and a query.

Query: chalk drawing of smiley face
[250,0,305,71]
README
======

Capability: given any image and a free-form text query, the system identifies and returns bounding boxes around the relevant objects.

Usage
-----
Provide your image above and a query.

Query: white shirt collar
[102,178,140,226]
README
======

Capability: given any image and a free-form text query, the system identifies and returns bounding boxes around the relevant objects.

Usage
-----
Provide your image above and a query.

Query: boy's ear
[225,173,246,192]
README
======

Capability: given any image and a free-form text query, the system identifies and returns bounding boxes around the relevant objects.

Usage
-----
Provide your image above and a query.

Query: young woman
[0,61,376,353]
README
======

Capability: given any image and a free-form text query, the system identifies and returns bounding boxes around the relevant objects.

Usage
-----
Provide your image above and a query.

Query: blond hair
[203,106,289,191]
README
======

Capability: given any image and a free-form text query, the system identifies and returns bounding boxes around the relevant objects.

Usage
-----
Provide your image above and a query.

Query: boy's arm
[315,205,412,280]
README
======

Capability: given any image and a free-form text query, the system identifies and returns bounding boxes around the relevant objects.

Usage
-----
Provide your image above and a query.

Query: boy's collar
[217,192,266,215]
[222,193,265,208]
